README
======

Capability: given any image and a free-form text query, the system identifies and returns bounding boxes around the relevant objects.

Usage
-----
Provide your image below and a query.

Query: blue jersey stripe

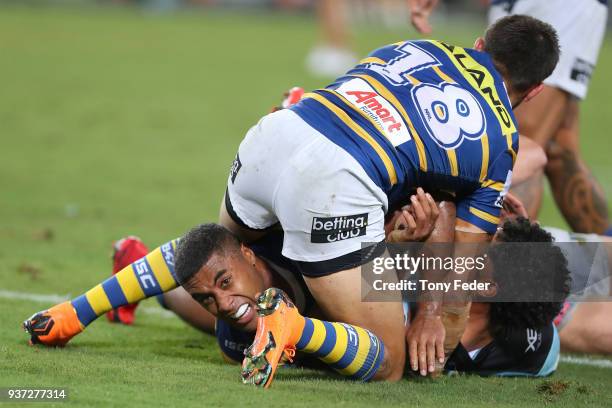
[102,276,128,309]
[331,325,359,370]
[296,318,315,350]
[317,321,338,356]
[354,334,383,380]
[71,295,97,326]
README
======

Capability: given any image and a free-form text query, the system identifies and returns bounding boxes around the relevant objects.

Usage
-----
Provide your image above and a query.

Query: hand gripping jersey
[290,40,518,233]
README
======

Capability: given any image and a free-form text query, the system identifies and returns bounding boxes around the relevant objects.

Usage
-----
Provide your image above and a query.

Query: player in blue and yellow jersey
[218,15,560,386]
[410,0,610,233]
[22,15,561,387]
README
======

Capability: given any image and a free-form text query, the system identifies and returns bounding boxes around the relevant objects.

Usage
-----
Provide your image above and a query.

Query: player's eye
[193,293,213,306]
[220,277,231,289]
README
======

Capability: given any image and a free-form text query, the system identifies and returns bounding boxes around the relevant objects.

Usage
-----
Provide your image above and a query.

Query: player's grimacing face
[182,248,264,332]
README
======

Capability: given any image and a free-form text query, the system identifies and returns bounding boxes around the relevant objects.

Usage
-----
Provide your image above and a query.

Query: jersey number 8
[413,83,486,150]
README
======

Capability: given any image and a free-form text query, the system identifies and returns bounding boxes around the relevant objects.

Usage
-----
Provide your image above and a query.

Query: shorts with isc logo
[225,109,388,277]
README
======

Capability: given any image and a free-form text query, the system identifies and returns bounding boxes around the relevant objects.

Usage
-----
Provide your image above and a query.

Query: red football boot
[106,236,149,325]
[270,86,305,112]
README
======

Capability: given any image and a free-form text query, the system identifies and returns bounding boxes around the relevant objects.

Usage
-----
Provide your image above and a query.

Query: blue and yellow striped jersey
[290,40,518,233]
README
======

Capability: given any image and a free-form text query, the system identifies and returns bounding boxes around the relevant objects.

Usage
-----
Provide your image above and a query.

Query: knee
[560,322,612,354]
[373,335,405,381]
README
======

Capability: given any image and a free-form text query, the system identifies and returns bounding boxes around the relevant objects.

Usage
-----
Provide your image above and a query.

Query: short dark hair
[484,15,560,93]
[174,223,241,285]
[487,218,571,341]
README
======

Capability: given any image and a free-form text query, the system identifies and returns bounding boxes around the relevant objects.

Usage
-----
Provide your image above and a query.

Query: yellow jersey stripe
[339,327,372,376]
[404,75,421,85]
[469,206,500,225]
[505,133,517,164]
[430,41,517,135]
[352,74,428,171]
[321,323,348,364]
[146,248,177,292]
[360,337,383,381]
[479,133,490,182]
[321,89,386,137]
[447,149,459,177]
[304,92,398,185]
[482,179,504,191]
[85,285,112,315]
[116,265,146,304]
[359,56,387,65]
[303,319,327,353]
[433,66,454,83]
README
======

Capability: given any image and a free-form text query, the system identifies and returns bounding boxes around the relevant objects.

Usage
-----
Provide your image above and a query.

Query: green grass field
[1,4,612,407]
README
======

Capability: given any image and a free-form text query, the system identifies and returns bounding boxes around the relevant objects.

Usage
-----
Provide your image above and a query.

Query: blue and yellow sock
[294,317,385,381]
[71,239,180,327]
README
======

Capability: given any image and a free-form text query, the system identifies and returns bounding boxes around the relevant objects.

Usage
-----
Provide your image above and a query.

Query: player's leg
[510,86,567,222]
[545,97,609,233]
[306,0,357,77]
[559,302,612,354]
[219,193,268,244]
[106,236,149,325]
[275,125,404,381]
[23,238,181,345]
[242,278,396,387]
[224,109,404,385]
[509,135,547,220]
[547,230,612,353]
[489,0,609,232]
[220,110,307,243]
[302,269,405,381]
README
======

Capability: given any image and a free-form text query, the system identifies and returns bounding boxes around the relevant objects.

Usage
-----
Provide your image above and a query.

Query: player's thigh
[220,110,313,241]
[219,195,267,243]
[549,97,580,153]
[273,133,388,264]
[272,139,405,378]
[303,267,406,380]
[513,85,569,147]
[560,302,612,354]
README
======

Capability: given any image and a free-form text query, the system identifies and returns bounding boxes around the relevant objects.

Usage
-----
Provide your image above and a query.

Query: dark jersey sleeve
[215,319,255,363]
[445,324,560,377]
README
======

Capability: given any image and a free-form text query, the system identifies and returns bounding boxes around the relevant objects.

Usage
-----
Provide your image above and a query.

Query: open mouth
[232,303,251,321]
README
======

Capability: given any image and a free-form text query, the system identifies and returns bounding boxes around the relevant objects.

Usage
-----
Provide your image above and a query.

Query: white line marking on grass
[0,289,174,319]
[2,289,612,364]
[0,289,70,304]
[560,356,612,369]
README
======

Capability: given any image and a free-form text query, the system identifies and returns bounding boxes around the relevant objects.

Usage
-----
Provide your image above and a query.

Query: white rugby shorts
[225,109,388,276]
[489,0,608,99]
[545,226,610,299]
